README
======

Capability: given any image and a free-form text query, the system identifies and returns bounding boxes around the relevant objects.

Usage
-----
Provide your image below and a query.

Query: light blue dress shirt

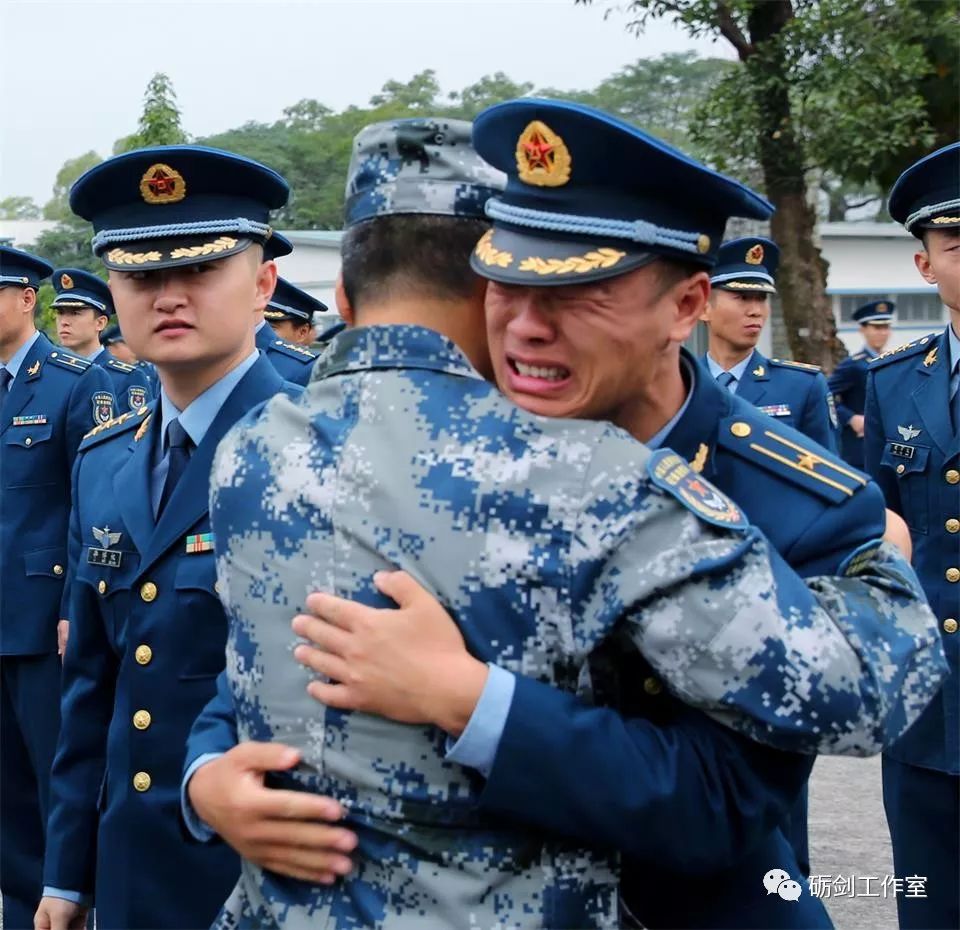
[704,351,753,394]
[948,321,960,401]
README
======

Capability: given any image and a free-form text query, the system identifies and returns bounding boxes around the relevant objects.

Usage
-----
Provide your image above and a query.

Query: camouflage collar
[315,324,485,381]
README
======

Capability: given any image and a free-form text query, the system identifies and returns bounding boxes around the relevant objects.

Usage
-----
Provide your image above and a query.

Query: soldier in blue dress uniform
[702,237,839,452]
[0,246,115,930]
[865,141,960,930]
[184,105,941,930]
[36,145,302,930]
[263,275,330,346]
[52,267,154,410]
[828,300,895,467]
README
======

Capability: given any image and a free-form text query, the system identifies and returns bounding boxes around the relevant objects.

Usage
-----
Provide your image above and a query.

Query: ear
[21,287,37,314]
[335,273,354,326]
[96,314,109,334]
[670,271,710,342]
[254,258,278,312]
[914,249,937,286]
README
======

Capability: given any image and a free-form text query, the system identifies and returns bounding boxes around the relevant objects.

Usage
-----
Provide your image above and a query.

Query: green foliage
[43,151,103,221]
[114,72,189,154]
[30,217,100,274]
[0,196,41,220]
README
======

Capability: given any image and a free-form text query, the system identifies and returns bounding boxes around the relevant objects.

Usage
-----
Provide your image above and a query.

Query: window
[835,293,943,324]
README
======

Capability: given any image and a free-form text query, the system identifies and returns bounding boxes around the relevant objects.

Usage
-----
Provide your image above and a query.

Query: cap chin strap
[485,198,707,256]
[91,218,272,252]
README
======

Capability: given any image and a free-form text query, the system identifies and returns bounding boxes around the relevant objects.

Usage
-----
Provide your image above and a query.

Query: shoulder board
[269,339,318,362]
[646,448,748,531]
[852,351,869,361]
[80,405,149,450]
[47,350,92,374]
[717,410,869,505]
[105,357,137,373]
[868,333,937,368]
[768,357,822,373]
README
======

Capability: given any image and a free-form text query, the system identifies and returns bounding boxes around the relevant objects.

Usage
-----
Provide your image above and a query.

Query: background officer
[53,268,153,410]
[702,237,839,452]
[866,140,960,930]
[263,276,329,346]
[0,245,114,930]
[37,144,300,930]
[100,322,160,394]
[828,300,895,467]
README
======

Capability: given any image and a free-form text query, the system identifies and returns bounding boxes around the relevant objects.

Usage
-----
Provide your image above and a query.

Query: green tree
[30,217,100,275]
[0,196,41,220]
[43,151,103,221]
[368,70,443,112]
[582,0,956,368]
[114,72,189,154]
[447,73,535,118]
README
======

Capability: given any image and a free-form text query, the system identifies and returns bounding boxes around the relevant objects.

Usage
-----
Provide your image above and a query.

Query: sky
[0,0,727,205]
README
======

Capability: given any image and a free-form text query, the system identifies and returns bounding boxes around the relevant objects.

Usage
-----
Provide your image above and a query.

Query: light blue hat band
[266,300,311,321]
[0,275,32,285]
[905,197,960,231]
[53,294,108,312]
[709,270,775,286]
[485,199,707,256]
[91,218,273,253]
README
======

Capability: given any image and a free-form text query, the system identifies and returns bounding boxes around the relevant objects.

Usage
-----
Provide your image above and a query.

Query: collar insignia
[752,364,765,377]
[923,346,938,367]
[26,361,40,376]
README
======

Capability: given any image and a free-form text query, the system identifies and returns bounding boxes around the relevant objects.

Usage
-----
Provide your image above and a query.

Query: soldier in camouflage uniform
[184,115,942,929]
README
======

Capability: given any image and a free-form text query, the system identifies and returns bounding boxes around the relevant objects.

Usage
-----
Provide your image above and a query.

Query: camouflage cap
[344,117,505,227]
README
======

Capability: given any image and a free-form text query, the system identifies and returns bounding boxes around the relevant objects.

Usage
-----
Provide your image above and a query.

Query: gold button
[946,519,960,534]
[132,771,151,792]
[896,464,905,475]
[24,437,32,446]
[947,568,960,583]
[946,470,960,485]
[53,564,63,576]
[98,580,107,595]
[643,676,663,696]
[134,644,153,665]
[943,618,958,634]
[133,710,151,730]
[140,582,157,602]
[730,422,752,438]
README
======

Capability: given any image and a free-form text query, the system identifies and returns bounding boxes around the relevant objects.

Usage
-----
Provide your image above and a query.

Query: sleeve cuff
[42,887,92,907]
[181,752,224,841]
[444,664,516,778]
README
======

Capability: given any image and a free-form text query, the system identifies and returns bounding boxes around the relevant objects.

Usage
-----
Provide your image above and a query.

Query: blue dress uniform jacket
[92,348,154,412]
[828,349,871,467]
[477,352,901,928]
[865,328,959,930]
[714,349,840,454]
[0,332,114,930]
[1,333,115,655]
[43,355,298,930]
[865,328,958,773]
[255,321,318,386]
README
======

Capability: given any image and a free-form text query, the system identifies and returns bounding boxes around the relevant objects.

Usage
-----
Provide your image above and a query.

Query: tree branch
[714,1,754,59]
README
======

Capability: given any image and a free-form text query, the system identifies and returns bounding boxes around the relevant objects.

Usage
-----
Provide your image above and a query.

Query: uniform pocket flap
[6,423,53,447]
[24,546,67,578]
[881,441,930,475]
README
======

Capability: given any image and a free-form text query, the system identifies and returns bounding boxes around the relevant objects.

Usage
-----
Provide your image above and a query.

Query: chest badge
[88,526,123,568]
[897,424,921,441]
[185,532,215,554]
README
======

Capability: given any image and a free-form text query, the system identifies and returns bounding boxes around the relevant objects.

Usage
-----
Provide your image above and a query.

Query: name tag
[758,404,792,418]
[87,547,123,568]
[890,443,915,459]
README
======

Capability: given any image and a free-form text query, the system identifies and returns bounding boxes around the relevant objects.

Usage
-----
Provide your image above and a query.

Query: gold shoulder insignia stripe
[82,410,135,440]
[135,413,152,442]
[690,443,709,474]
[748,430,867,497]
[770,358,822,372]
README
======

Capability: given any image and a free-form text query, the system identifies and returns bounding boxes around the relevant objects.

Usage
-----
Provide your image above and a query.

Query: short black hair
[340,214,489,309]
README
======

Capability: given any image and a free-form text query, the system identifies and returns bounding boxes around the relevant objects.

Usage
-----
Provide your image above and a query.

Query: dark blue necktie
[716,371,736,392]
[157,418,193,517]
[950,362,960,435]
[0,368,11,410]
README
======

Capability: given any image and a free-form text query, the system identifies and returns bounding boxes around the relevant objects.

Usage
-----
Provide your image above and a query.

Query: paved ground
[808,754,898,930]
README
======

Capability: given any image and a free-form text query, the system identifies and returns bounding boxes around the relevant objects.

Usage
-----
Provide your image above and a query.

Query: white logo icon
[763,868,803,901]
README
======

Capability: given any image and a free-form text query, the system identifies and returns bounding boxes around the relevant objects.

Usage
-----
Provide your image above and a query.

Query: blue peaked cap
[265,277,328,324]
[0,246,53,289]
[853,300,895,324]
[710,237,779,293]
[469,98,773,286]
[70,145,290,271]
[888,142,960,237]
[263,232,293,260]
[52,268,114,316]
